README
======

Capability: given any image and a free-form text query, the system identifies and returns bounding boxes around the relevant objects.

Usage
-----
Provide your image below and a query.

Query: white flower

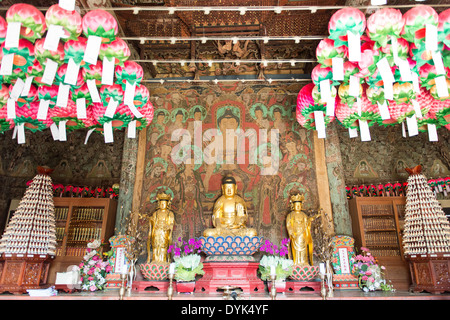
[87,240,101,249]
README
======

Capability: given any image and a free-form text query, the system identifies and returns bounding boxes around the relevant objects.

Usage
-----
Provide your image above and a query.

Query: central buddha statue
[203,176,257,238]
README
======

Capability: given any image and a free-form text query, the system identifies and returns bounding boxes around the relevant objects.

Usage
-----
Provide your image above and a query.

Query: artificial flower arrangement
[168,237,205,282]
[351,247,395,292]
[258,238,294,281]
[79,239,112,291]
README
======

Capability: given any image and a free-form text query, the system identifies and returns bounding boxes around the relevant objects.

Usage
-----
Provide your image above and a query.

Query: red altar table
[132,280,169,292]
[194,256,265,294]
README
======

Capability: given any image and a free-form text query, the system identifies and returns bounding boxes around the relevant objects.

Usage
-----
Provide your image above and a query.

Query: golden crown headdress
[156,193,172,201]
[290,193,305,203]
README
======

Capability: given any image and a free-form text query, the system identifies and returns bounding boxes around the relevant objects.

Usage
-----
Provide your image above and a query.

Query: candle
[169,262,175,275]
[319,263,326,275]
[270,265,276,276]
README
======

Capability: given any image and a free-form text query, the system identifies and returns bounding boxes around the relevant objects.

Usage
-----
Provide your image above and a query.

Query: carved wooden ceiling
[2,0,449,81]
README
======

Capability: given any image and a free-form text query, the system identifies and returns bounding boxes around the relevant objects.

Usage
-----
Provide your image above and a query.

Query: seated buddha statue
[203,176,257,238]
[286,194,321,266]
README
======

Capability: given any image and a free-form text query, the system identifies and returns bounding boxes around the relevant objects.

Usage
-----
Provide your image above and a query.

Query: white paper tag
[12,126,17,139]
[427,123,438,142]
[59,0,75,11]
[425,24,438,52]
[43,25,64,52]
[0,53,14,76]
[349,76,360,97]
[432,51,446,75]
[21,76,34,97]
[347,30,361,62]
[65,58,80,85]
[49,123,60,141]
[86,79,101,102]
[103,121,114,143]
[349,127,358,138]
[371,0,387,5]
[356,97,362,116]
[83,35,102,65]
[435,76,449,98]
[411,100,423,118]
[105,98,118,118]
[377,57,395,84]
[10,78,25,101]
[101,57,115,85]
[56,84,71,107]
[326,97,335,117]
[58,121,67,141]
[384,81,394,100]
[314,111,326,139]
[124,81,136,106]
[42,59,59,85]
[397,59,413,82]
[7,98,16,119]
[84,128,95,145]
[5,22,21,49]
[319,80,331,101]
[402,121,406,138]
[76,98,87,119]
[411,73,421,94]
[406,114,419,137]
[377,101,391,120]
[37,100,50,120]
[332,57,344,81]
[359,120,371,141]
[127,103,143,118]
[17,123,25,144]
[127,120,136,139]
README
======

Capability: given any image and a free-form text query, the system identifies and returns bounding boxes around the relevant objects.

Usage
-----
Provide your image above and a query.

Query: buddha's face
[222,183,236,197]
[159,200,169,209]
[293,201,302,212]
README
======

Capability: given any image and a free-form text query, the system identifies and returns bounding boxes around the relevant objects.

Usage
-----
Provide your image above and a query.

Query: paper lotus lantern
[338,81,362,107]
[45,4,82,41]
[435,99,450,126]
[312,84,337,105]
[100,84,124,106]
[438,9,450,47]
[315,38,347,67]
[393,82,415,104]
[115,60,144,89]
[71,83,92,105]
[14,101,53,132]
[296,83,335,130]
[366,8,404,48]
[27,60,44,85]
[64,37,88,66]
[0,16,6,44]
[99,37,130,66]
[133,84,150,107]
[6,3,47,43]
[135,101,154,130]
[366,85,385,105]
[1,39,35,74]
[0,84,9,106]
[328,7,366,47]
[49,100,86,132]
[429,78,450,101]
[416,91,442,131]
[37,85,59,106]
[0,107,14,133]
[34,38,65,66]
[10,83,37,107]
[55,63,84,88]
[401,5,438,45]
[335,91,378,129]
[93,102,132,130]
[419,63,446,90]
[82,60,102,86]
[382,37,410,66]
[82,10,118,44]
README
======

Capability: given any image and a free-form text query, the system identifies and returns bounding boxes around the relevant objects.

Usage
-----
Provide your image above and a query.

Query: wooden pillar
[132,127,147,213]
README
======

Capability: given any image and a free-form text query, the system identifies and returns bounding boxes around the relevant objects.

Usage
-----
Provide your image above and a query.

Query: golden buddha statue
[286,194,321,266]
[203,176,257,238]
[146,193,175,264]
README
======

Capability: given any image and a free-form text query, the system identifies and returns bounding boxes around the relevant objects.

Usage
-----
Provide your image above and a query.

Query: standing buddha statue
[286,194,321,266]
[146,193,175,264]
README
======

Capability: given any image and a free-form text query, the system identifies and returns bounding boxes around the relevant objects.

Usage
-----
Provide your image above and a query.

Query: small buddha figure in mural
[203,176,257,238]
[286,194,321,266]
[146,193,175,264]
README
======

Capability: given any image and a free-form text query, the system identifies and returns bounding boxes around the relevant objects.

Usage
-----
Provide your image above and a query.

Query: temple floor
[0,289,448,300]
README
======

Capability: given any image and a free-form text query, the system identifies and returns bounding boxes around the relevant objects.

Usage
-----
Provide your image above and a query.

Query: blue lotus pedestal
[195,236,265,294]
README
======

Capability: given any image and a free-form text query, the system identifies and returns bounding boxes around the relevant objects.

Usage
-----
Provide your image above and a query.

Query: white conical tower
[402,165,450,255]
[0,166,56,256]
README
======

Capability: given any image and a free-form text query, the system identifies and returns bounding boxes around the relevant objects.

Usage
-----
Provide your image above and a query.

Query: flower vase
[267,279,287,293]
[176,281,196,293]
[127,260,136,293]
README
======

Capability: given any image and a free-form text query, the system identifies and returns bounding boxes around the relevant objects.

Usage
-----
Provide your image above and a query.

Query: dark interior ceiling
[1,0,448,82]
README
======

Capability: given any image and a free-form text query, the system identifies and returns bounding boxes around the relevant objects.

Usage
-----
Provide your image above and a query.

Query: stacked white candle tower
[402,168,450,255]
[0,169,56,256]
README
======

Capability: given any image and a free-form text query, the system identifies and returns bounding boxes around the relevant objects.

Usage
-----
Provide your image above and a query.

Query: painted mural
[140,82,319,244]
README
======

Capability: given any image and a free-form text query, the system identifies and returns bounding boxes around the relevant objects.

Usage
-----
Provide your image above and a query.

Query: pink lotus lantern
[100,84,124,106]
[335,90,378,129]
[49,100,86,132]
[416,90,442,131]
[0,106,14,133]
[82,60,102,86]
[438,9,450,47]
[436,99,450,126]
[312,84,337,105]
[82,9,118,44]
[71,83,92,105]
[10,83,37,107]
[0,84,9,106]
[429,77,450,101]
[315,38,347,68]
[135,101,155,130]
[93,102,133,130]
[37,85,59,106]
[34,38,65,66]
[0,16,7,44]
[296,83,335,130]
[376,101,408,127]
[64,37,88,67]
[419,63,446,90]
[338,80,362,108]
[328,7,366,47]
[45,4,82,41]
[366,8,404,48]
[99,37,131,67]
[393,82,415,104]
[115,60,144,89]
[27,60,44,86]
[401,5,439,45]
[6,3,47,43]
[14,101,53,132]
[1,39,35,74]
[133,84,150,107]
[366,85,385,105]
[55,63,85,88]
